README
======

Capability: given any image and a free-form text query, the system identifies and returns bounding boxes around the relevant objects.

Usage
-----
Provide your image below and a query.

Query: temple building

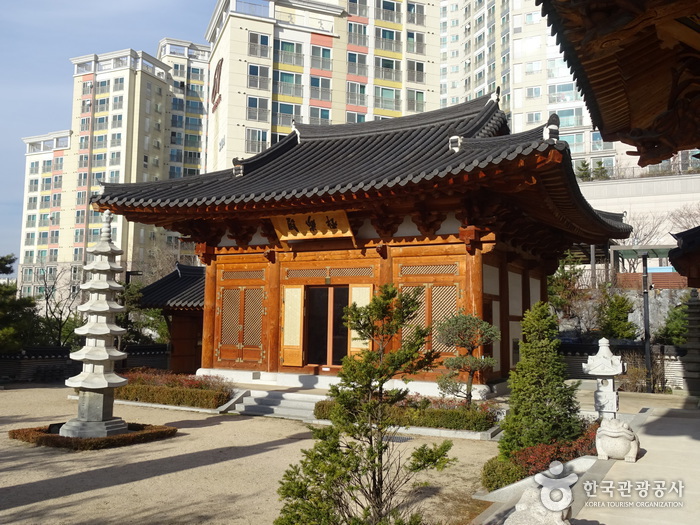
[92,93,630,391]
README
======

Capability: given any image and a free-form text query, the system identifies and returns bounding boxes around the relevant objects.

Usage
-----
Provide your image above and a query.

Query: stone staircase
[232,389,328,421]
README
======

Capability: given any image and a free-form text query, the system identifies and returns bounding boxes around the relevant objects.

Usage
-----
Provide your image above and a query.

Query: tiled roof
[139,264,205,310]
[94,96,511,210]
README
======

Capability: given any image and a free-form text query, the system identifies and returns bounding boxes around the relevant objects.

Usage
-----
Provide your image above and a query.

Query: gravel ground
[0,384,498,525]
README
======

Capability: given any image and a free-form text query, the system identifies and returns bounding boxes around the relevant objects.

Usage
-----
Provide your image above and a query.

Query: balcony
[346,92,367,106]
[273,82,303,97]
[374,97,401,111]
[249,43,270,59]
[308,117,331,126]
[407,99,425,112]
[247,75,270,90]
[407,41,425,54]
[274,50,304,66]
[407,70,424,83]
[310,87,332,101]
[375,8,401,23]
[407,12,425,25]
[560,116,584,128]
[245,140,268,154]
[348,33,369,47]
[311,56,332,71]
[348,2,367,17]
[272,113,301,127]
[375,38,401,53]
[375,67,401,82]
[348,63,368,76]
[247,107,269,122]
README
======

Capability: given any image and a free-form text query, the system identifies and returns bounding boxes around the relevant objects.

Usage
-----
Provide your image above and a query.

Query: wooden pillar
[465,248,484,319]
[267,256,281,373]
[201,261,217,369]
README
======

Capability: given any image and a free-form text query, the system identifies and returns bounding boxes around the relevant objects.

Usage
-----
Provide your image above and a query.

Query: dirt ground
[0,384,498,525]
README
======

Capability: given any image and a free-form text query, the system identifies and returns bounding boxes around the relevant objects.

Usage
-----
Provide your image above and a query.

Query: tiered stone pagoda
[60,210,129,437]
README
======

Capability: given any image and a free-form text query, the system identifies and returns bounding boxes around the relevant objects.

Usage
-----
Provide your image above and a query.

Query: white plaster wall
[529,276,541,306]
[508,271,522,315]
[483,264,500,295]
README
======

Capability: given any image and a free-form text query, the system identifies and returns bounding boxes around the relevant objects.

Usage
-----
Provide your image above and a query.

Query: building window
[375,27,401,52]
[40,195,51,208]
[311,46,332,70]
[526,112,542,124]
[376,0,401,23]
[591,131,614,151]
[112,95,123,110]
[309,107,331,126]
[96,98,109,112]
[76,191,87,206]
[407,60,425,83]
[25,214,37,228]
[111,114,122,128]
[374,86,401,111]
[407,2,425,25]
[245,128,268,154]
[272,102,301,127]
[25,232,35,246]
[525,61,542,75]
[346,111,366,124]
[375,57,401,82]
[348,52,368,76]
[348,23,368,47]
[49,231,60,245]
[310,77,331,101]
[548,82,581,103]
[407,89,425,112]
[274,40,304,66]
[547,57,569,78]
[273,71,303,97]
[75,210,86,225]
[559,107,584,128]
[560,133,585,154]
[247,64,270,90]
[27,196,38,210]
[407,31,425,54]
[526,86,541,99]
[38,231,49,245]
[51,194,61,207]
[249,32,270,58]
[348,0,367,17]
[346,82,367,106]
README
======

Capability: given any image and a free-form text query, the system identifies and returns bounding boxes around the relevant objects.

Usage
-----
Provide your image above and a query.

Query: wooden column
[201,261,217,369]
[465,248,484,319]
[266,256,281,373]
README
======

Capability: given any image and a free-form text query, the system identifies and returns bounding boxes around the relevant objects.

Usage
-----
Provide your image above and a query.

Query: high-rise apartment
[203,0,441,171]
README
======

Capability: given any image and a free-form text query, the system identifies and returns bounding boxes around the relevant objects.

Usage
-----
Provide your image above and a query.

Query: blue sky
[0,0,218,274]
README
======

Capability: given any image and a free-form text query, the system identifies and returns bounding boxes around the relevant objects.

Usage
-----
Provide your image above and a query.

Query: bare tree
[668,202,700,232]
[618,212,668,272]
[35,263,83,347]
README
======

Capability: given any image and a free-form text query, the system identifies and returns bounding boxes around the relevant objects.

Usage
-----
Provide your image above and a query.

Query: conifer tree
[276,285,452,525]
[499,302,583,457]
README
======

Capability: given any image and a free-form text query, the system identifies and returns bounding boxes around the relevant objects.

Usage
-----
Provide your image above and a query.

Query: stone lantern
[582,337,624,419]
[60,210,129,437]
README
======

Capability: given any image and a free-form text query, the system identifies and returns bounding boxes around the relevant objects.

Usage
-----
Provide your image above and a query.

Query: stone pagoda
[60,210,129,437]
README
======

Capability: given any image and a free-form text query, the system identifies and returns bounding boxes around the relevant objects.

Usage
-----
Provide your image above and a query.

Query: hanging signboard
[270,211,353,241]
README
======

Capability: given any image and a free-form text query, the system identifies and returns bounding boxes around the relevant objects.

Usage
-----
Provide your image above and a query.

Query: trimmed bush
[314,399,497,432]
[8,423,177,450]
[115,384,230,409]
[481,456,526,492]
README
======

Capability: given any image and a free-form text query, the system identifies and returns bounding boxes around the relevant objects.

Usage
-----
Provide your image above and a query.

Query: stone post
[680,289,700,395]
[60,210,129,437]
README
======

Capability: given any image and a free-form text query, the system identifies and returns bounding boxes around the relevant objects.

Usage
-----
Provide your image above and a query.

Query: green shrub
[499,302,583,457]
[115,384,230,409]
[596,291,638,340]
[481,456,526,492]
[654,297,689,346]
[8,423,177,450]
[313,399,496,431]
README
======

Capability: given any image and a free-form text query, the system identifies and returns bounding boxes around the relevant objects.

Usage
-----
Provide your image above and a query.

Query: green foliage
[277,285,452,525]
[434,312,500,406]
[314,399,497,432]
[0,255,44,353]
[547,251,584,318]
[117,368,234,408]
[596,291,638,340]
[8,423,177,450]
[654,296,689,346]
[480,456,526,492]
[117,282,170,346]
[498,302,583,458]
[576,160,591,181]
[592,160,611,180]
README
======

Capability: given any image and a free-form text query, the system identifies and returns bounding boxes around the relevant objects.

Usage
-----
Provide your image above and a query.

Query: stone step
[233,389,327,420]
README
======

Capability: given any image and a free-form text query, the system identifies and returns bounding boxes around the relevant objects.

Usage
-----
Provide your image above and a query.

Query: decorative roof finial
[544,113,560,141]
[489,86,501,105]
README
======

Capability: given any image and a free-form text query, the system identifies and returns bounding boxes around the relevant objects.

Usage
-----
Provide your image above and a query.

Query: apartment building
[17,48,210,301]
[203,0,441,171]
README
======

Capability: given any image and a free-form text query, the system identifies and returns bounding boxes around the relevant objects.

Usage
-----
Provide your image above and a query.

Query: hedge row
[115,384,230,409]
[8,423,177,451]
[314,399,497,432]
[481,421,600,491]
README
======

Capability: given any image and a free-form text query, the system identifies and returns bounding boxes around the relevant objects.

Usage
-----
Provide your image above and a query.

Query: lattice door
[217,286,265,363]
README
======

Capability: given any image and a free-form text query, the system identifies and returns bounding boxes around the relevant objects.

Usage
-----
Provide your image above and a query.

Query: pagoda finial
[544,113,560,141]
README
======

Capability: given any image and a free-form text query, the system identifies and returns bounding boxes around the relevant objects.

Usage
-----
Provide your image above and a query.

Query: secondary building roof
[139,264,205,310]
[536,0,700,166]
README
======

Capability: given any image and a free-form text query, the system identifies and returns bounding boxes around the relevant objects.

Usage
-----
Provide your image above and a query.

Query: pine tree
[434,312,500,406]
[498,302,583,457]
[276,285,452,525]
[592,160,611,180]
[576,160,592,181]
[596,290,638,340]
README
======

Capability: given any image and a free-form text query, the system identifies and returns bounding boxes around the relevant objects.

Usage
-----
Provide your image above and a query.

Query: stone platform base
[59,417,128,438]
